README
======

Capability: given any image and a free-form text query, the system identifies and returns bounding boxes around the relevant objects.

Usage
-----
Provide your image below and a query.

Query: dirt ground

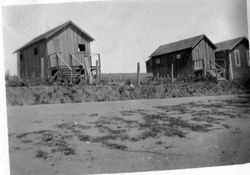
[7,94,250,175]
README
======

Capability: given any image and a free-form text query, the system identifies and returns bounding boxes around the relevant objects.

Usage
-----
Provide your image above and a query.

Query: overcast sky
[2,0,249,74]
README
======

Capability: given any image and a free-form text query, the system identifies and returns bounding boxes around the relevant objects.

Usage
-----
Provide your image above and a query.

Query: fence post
[70,54,73,67]
[137,62,140,86]
[70,70,73,85]
[96,60,99,82]
[41,57,44,80]
[203,59,206,77]
[98,54,101,79]
[171,63,174,83]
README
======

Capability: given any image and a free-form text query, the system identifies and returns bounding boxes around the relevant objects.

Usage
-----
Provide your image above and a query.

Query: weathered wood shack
[215,37,250,80]
[146,34,225,80]
[14,20,100,83]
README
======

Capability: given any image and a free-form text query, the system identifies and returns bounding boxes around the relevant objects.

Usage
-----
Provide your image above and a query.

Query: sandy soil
[7,94,250,175]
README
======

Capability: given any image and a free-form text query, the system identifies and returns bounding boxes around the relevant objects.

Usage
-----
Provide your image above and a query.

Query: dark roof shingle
[14,20,94,53]
[150,34,215,57]
[215,37,248,52]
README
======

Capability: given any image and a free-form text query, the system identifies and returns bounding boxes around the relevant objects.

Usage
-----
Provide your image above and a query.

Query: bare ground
[7,94,250,175]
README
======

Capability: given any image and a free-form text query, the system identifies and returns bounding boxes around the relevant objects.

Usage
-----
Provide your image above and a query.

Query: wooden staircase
[205,59,226,81]
[48,52,100,84]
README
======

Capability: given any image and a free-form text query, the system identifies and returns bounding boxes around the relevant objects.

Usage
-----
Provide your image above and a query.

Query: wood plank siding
[230,43,250,79]
[148,37,216,80]
[150,49,194,79]
[192,39,215,71]
[18,41,46,80]
[215,37,250,80]
[47,25,91,67]
[15,21,94,81]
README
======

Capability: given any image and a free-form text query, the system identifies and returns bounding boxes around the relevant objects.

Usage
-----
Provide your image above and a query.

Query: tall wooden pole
[98,54,101,79]
[204,59,206,77]
[171,63,174,83]
[96,60,99,82]
[87,56,93,84]
[17,51,20,79]
[229,53,234,81]
[137,62,140,86]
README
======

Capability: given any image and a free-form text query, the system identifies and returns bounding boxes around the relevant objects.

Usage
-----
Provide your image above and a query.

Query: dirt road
[7,95,250,175]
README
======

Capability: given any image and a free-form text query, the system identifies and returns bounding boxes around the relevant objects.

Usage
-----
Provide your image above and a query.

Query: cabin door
[20,54,25,78]
[50,39,63,67]
[174,55,182,79]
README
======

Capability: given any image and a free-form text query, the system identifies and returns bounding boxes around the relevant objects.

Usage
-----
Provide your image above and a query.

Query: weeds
[104,143,128,151]
[35,150,48,159]
[16,132,29,139]
[6,78,249,106]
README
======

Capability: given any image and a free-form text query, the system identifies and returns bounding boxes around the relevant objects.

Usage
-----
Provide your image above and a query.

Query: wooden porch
[47,52,101,84]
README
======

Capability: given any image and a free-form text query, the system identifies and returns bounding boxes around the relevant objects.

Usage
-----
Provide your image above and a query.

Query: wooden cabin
[215,37,250,81]
[14,20,100,83]
[146,34,225,81]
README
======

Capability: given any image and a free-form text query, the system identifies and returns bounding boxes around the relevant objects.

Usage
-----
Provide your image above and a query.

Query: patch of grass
[120,110,136,116]
[21,139,32,144]
[222,124,231,129]
[52,147,76,156]
[56,121,92,131]
[35,150,48,159]
[104,143,128,150]
[192,115,225,124]
[164,128,186,137]
[89,113,98,117]
[92,135,119,143]
[155,140,164,145]
[78,135,92,142]
[165,145,173,149]
[16,132,29,139]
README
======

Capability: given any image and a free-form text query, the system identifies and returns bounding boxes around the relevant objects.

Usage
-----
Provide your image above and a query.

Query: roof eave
[192,35,216,49]
[13,38,46,53]
[230,37,246,51]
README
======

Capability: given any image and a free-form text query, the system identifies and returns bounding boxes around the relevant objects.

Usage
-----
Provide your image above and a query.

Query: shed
[14,20,100,83]
[215,37,250,80]
[146,34,223,80]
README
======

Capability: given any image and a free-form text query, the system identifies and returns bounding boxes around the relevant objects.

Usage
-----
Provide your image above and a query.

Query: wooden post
[96,60,99,82]
[171,63,174,83]
[69,54,73,67]
[70,70,73,85]
[98,54,101,79]
[17,51,20,79]
[41,57,44,80]
[229,52,234,81]
[56,54,59,68]
[204,59,206,77]
[137,62,140,86]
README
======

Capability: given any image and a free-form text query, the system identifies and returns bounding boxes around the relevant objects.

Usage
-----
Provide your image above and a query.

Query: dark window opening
[78,44,86,52]
[20,54,23,61]
[34,47,38,55]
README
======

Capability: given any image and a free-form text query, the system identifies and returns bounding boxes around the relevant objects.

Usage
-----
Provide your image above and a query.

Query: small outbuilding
[146,34,224,81]
[14,20,100,83]
[215,37,250,80]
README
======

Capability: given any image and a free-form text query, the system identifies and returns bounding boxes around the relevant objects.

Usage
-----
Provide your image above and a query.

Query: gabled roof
[14,20,94,53]
[149,34,216,58]
[215,36,248,52]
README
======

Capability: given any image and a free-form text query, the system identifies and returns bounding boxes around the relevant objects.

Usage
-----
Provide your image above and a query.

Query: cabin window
[176,54,181,59]
[156,58,160,64]
[247,51,250,67]
[149,60,152,66]
[78,44,86,52]
[34,47,38,55]
[234,50,241,67]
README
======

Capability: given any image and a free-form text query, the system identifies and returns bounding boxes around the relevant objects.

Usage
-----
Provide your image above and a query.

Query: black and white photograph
[1,0,250,174]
